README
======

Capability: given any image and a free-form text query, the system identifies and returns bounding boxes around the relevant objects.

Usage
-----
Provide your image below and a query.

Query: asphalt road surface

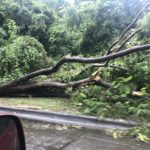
[22,119,150,150]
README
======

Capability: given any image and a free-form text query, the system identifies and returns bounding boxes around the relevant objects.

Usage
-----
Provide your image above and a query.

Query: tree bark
[0,76,112,96]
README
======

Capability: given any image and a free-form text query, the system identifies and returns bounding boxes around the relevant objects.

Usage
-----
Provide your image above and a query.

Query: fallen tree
[0,3,150,97]
[0,43,149,96]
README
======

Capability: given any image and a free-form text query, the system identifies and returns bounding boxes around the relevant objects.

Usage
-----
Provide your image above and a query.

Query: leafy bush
[0,36,48,82]
[72,86,112,118]
[72,76,150,121]
[0,27,6,45]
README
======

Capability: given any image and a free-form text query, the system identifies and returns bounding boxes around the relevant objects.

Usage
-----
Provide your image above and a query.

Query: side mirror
[0,115,26,150]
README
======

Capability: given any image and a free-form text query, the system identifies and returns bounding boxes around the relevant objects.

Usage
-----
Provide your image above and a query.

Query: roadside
[23,119,150,150]
[0,98,150,143]
[0,97,80,115]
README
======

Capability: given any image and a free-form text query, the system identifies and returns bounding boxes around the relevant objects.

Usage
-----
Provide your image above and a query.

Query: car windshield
[0,0,150,149]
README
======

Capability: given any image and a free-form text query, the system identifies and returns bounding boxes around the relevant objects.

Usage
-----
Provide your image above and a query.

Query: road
[22,119,150,150]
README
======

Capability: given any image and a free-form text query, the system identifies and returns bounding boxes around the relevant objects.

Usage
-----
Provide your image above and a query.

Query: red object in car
[0,114,26,150]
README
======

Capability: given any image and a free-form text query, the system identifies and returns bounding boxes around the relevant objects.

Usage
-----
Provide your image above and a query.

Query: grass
[0,97,80,115]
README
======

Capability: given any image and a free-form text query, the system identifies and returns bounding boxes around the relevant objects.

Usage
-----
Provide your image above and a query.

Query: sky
[67,0,75,5]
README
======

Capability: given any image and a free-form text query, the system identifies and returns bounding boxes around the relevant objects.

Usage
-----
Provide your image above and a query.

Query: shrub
[0,36,48,82]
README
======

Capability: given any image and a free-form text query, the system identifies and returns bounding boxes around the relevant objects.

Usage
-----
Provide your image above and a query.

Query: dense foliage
[0,0,150,123]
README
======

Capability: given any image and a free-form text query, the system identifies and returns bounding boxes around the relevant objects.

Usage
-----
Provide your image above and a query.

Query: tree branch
[106,40,119,55]
[0,77,112,95]
[105,3,150,55]
[0,44,150,88]
[92,64,129,72]
[119,3,150,40]
[115,29,140,52]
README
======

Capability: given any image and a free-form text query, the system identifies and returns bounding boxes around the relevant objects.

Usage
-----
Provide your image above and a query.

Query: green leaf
[80,93,86,98]
[137,133,150,143]
[123,76,133,82]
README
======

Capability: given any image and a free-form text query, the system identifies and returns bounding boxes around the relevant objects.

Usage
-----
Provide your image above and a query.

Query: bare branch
[115,29,140,52]
[119,3,150,40]
[92,64,129,72]
[105,3,150,55]
[92,63,106,67]
[132,91,150,98]
[104,29,140,66]
[109,65,128,72]
[106,40,119,55]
